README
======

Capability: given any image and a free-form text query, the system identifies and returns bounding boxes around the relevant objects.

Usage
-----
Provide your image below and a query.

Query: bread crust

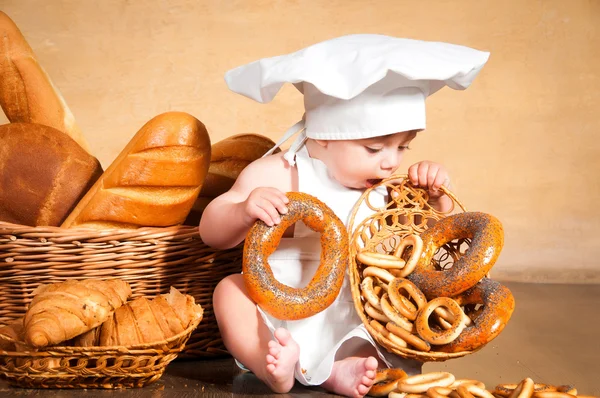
[61,111,211,229]
[0,11,91,153]
[0,123,103,226]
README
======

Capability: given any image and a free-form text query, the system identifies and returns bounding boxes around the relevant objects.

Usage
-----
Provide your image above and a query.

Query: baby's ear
[313,139,329,147]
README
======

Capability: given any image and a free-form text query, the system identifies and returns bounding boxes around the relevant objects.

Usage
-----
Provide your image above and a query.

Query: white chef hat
[225,34,490,165]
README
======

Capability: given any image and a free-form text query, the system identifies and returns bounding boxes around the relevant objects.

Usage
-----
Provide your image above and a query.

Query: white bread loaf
[0,122,103,226]
[184,133,277,225]
[0,11,92,154]
[61,111,211,229]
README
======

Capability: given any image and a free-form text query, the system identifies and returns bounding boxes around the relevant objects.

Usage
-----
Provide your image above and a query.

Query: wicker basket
[0,315,202,389]
[348,175,478,362]
[0,222,242,359]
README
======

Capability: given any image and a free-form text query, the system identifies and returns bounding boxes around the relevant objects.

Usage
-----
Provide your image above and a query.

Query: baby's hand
[407,161,450,200]
[242,187,289,227]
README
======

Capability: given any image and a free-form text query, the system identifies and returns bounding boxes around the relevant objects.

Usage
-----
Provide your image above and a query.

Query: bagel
[407,212,504,299]
[438,278,515,353]
[243,192,348,320]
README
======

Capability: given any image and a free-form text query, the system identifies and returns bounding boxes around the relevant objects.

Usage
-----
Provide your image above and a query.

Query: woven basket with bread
[348,176,515,362]
[0,11,275,369]
[0,279,203,389]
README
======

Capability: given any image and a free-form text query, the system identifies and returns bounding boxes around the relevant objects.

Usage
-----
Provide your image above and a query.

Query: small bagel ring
[396,372,456,394]
[369,368,409,397]
[509,378,535,398]
[357,250,407,269]
[361,276,383,310]
[380,293,415,333]
[415,297,467,345]
[363,266,396,284]
[493,383,559,398]
[427,386,454,398]
[386,321,431,352]
[388,278,427,321]
[370,319,408,349]
[393,234,424,277]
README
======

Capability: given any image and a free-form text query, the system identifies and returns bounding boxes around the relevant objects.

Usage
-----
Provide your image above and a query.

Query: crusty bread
[61,111,211,229]
[0,122,103,226]
[72,287,203,347]
[199,133,277,198]
[184,133,277,225]
[0,11,91,153]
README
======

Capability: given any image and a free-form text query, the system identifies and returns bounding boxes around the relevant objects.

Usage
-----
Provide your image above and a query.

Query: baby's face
[318,130,417,189]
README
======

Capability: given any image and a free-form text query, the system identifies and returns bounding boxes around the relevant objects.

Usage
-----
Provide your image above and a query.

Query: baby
[200,34,489,397]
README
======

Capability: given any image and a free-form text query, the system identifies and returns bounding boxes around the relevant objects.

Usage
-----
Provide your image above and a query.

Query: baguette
[61,111,211,229]
[0,11,91,153]
[0,122,103,226]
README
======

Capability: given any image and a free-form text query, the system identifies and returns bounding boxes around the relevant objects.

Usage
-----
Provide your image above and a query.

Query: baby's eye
[365,146,382,153]
[398,145,411,151]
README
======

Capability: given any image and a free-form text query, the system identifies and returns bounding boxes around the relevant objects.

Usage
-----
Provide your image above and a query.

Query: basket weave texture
[348,175,477,362]
[0,315,202,389]
[0,222,242,359]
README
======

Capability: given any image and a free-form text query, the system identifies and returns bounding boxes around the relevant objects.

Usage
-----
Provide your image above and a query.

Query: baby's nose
[381,154,400,170]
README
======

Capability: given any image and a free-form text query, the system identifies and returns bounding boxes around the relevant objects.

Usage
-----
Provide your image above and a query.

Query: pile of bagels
[356,211,515,355]
[368,370,592,398]
[0,11,275,230]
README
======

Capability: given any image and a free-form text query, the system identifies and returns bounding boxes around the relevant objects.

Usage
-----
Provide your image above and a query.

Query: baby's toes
[357,383,371,397]
[266,353,277,365]
[268,342,281,359]
[361,374,375,388]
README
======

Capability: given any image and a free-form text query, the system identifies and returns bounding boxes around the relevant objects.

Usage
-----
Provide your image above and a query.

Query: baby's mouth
[366,178,382,187]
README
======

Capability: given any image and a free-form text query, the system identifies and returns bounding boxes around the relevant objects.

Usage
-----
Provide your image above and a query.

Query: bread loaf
[0,123,103,226]
[61,111,211,229]
[72,287,203,347]
[199,133,277,198]
[0,11,92,153]
[23,279,132,348]
[184,133,277,224]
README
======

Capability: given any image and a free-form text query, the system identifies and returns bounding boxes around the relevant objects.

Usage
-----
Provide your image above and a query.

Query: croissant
[23,279,131,348]
[0,318,24,351]
[72,287,203,347]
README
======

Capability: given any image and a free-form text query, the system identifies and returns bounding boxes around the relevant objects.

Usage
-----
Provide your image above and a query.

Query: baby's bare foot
[264,328,300,393]
[321,356,378,398]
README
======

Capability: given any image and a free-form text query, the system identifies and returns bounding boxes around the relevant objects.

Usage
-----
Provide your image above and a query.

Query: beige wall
[2,0,599,282]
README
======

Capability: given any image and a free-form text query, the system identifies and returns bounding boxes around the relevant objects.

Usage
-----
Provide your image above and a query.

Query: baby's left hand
[407,160,450,200]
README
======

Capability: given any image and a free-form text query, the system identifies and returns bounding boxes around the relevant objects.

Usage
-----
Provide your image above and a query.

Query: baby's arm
[199,153,293,250]
[407,161,453,213]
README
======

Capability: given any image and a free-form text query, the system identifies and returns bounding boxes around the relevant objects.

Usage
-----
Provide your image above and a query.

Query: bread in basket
[0,279,204,389]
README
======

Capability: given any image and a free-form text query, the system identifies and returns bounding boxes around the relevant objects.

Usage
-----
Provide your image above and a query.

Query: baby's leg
[213,274,299,393]
[320,343,380,398]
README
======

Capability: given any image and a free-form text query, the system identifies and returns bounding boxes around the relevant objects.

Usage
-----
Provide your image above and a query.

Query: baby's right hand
[242,187,289,227]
